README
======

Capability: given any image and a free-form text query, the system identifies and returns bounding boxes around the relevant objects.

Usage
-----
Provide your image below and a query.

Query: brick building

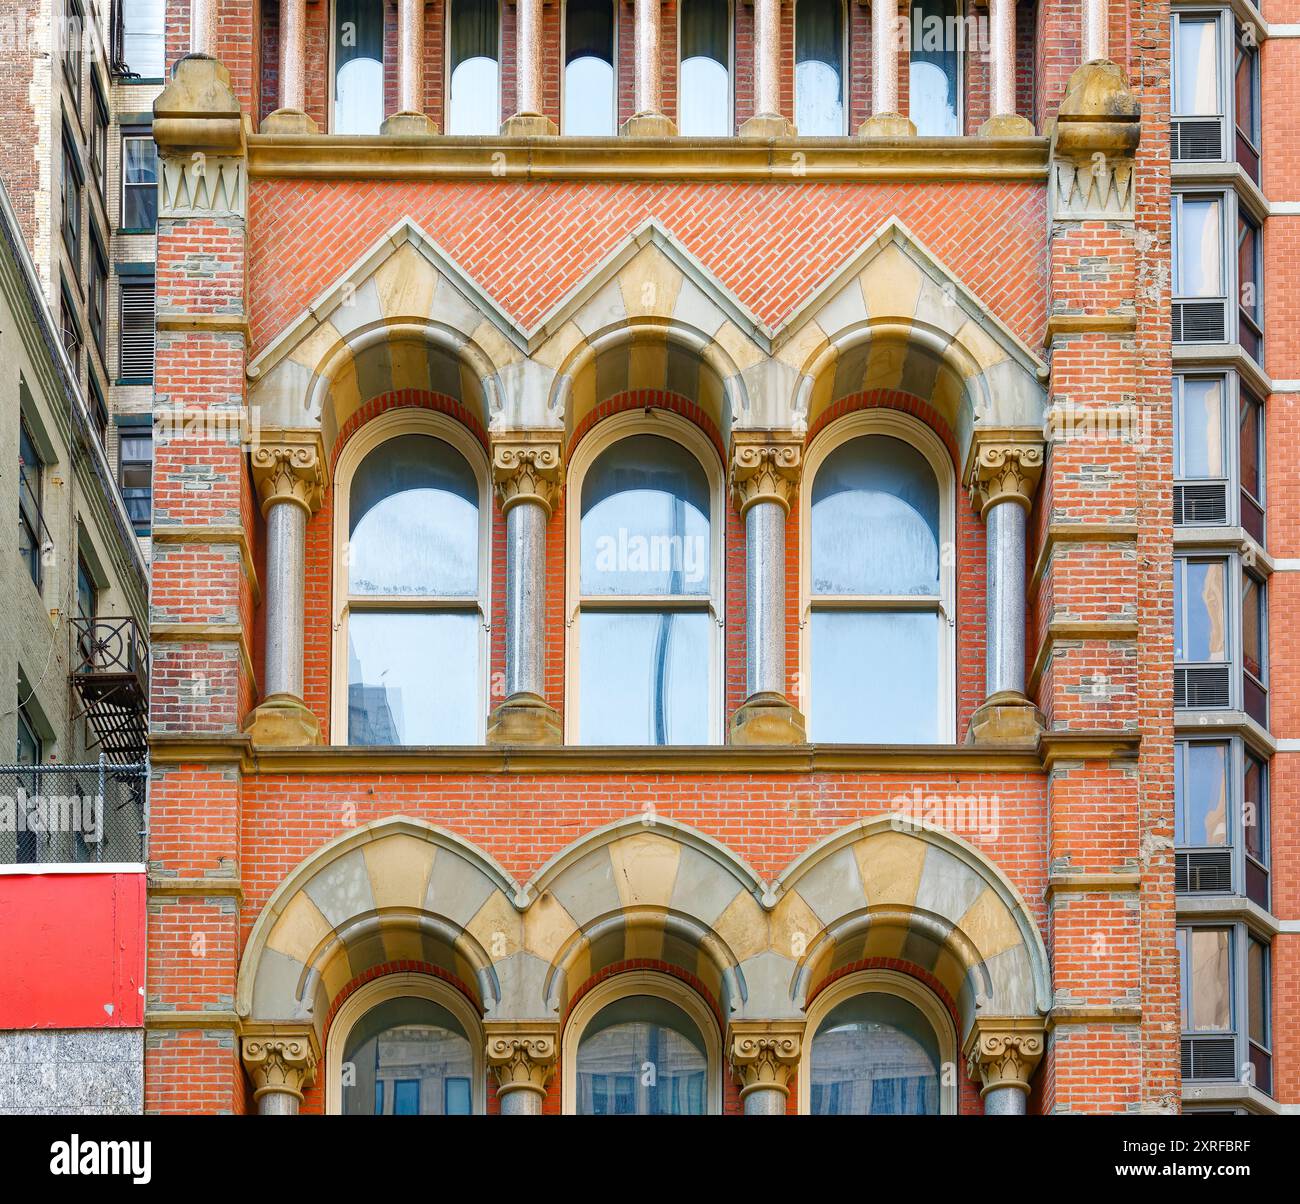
[142,0,1291,1115]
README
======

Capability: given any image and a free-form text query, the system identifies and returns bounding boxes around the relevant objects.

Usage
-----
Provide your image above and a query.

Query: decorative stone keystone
[485,1022,559,1114]
[963,1017,1045,1114]
[728,1021,804,1114]
[241,1024,320,1114]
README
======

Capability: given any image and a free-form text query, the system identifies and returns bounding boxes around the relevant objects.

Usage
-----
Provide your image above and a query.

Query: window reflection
[1174,559,1227,662]
[909,0,960,136]
[449,0,500,134]
[565,0,616,134]
[1175,17,1220,116]
[334,0,386,134]
[680,0,730,136]
[1174,741,1229,846]
[1175,377,1225,479]
[796,0,844,135]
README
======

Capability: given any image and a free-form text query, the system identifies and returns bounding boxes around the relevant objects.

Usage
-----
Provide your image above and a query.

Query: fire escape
[69,617,148,763]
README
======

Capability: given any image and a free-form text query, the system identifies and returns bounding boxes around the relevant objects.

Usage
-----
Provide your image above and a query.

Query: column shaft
[499,1088,543,1115]
[517,0,545,116]
[257,1090,301,1116]
[190,0,218,56]
[634,0,663,116]
[871,0,898,116]
[746,499,785,698]
[742,1086,787,1115]
[982,1085,1028,1115]
[984,498,1026,698]
[278,0,307,112]
[754,0,781,116]
[398,0,426,114]
[264,500,307,700]
[1082,0,1109,63]
[505,500,547,699]
[989,0,1015,117]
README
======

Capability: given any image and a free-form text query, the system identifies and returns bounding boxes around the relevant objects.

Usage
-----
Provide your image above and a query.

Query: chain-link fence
[0,759,147,865]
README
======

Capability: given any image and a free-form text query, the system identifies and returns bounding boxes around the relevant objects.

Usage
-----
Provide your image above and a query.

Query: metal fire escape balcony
[69,617,148,762]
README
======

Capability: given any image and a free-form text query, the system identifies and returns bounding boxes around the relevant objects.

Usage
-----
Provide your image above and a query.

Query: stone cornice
[250,428,329,517]
[729,430,803,517]
[244,134,1051,183]
[491,432,564,516]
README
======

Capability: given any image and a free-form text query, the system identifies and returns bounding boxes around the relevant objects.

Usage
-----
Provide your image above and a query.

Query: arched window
[909,0,962,136]
[563,971,722,1113]
[333,0,386,134]
[565,0,616,135]
[802,970,957,1115]
[567,413,723,745]
[801,412,954,743]
[448,0,501,134]
[679,0,731,136]
[327,973,485,1114]
[332,412,489,746]
[796,0,846,136]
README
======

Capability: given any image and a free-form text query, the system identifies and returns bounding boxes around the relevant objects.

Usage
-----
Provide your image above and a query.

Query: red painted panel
[0,873,145,1028]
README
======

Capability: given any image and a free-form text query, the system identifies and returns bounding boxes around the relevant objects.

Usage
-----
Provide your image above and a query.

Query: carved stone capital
[1050,60,1141,222]
[963,1017,1045,1098]
[251,429,328,517]
[492,432,564,517]
[727,1021,805,1100]
[729,430,803,517]
[965,430,1045,518]
[241,1024,320,1103]
[484,1022,559,1099]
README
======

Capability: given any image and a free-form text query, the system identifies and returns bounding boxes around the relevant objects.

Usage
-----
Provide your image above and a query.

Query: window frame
[564,409,727,746]
[60,124,84,269]
[88,226,108,366]
[117,275,156,383]
[799,967,958,1115]
[330,408,492,746]
[676,0,735,137]
[561,968,723,1115]
[444,0,504,136]
[560,0,619,136]
[1232,17,1261,162]
[64,0,85,106]
[18,418,46,591]
[324,971,486,1114]
[794,0,849,137]
[1171,9,1228,123]
[90,73,109,200]
[118,424,154,531]
[908,0,967,137]
[1172,189,1228,309]
[798,409,956,744]
[119,130,158,233]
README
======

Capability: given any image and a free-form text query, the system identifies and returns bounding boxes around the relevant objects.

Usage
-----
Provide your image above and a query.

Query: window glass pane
[1234,37,1257,139]
[122,137,158,229]
[1247,938,1267,1047]
[1237,214,1260,325]
[1175,17,1220,115]
[348,611,480,745]
[575,995,708,1115]
[680,0,730,136]
[443,1077,471,1114]
[1239,394,1262,500]
[1176,198,1222,296]
[909,0,960,136]
[335,0,386,134]
[1177,378,1224,478]
[810,992,941,1115]
[16,708,40,764]
[341,996,472,1115]
[1243,752,1265,863]
[1176,742,1228,846]
[349,435,479,596]
[811,435,939,596]
[811,611,938,742]
[1187,928,1231,1032]
[1175,560,1226,662]
[122,0,166,77]
[1242,574,1263,680]
[77,557,96,621]
[796,0,843,136]
[578,611,710,744]
[565,0,615,135]
[581,435,710,596]
[449,0,500,134]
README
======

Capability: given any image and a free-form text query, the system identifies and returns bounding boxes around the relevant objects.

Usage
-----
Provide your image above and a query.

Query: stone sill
[244,134,1051,183]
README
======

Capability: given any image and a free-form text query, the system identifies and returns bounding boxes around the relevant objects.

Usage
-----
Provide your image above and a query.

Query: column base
[261,108,318,135]
[729,692,807,746]
[243,693,322,748]
[381,111,439,136]
[966,690,1045,746]
[486,692,563,746]
[857,113,916,137]
[621,112,678,138]
[501,113,558,137]
[979,113,1035,137]
[739,113,795,139]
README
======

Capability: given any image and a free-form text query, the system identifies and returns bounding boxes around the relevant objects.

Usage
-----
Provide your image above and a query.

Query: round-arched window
[340,995,474,1115]
[809,991,942,1115]
[574,994,710,1115]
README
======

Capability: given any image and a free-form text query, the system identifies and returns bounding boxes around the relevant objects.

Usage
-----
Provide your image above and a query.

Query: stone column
[262,0,318,133]
[190,0,219,57]
[383,0,438,134]
[964,1018,1045,1115]
[739,0,793,138]
[1082,0,1109,63]
[979,0,1033,136]
[485,1023,559,1115]
[728,1022,803,1115]
[487,433,564,745]
[728,432,806,745]
[622,0,677,136]
[241,1026,320,1115]
[503,0,557,135]
[859,0,914,136]
[245,430,326,747]
[965,430,1045,745]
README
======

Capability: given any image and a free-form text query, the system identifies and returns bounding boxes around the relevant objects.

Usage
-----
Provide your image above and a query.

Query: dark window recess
[1173,482,1228,526]
[1174,664,1231,709]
